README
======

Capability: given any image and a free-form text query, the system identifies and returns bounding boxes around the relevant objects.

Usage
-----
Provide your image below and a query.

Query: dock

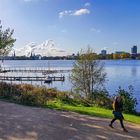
[0,67,71,74]
[0,76,65,83]
[0,67,68,84]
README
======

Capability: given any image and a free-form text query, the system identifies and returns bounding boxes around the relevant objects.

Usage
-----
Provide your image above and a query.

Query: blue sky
[0,0,140,54]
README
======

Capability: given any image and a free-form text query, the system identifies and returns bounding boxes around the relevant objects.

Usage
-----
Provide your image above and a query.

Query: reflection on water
[131,67,137,77]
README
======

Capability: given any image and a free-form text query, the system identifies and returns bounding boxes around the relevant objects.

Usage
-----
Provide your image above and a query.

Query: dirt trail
[0,101,140,140]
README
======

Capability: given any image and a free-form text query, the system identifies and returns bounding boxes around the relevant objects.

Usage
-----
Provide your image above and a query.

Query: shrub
[115,86,137,114]
[92,89,112,109]
[20,84,34,91]
[20,90,46,106]
[0,82,73,106]
[45,88,58,98]
[0,82,17,99]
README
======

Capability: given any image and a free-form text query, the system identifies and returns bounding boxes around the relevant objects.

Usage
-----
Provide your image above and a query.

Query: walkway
[0,101,140,140]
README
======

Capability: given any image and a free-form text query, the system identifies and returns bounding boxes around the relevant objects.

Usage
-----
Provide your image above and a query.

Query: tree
[70,47,106,100]
[0,20,16,56]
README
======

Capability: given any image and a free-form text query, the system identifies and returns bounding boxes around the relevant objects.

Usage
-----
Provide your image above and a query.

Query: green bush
[92,89,112,109]
[115,86,137,114]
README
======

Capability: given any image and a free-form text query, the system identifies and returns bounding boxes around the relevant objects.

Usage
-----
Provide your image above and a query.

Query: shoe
[123,128,128,132]
[109,124,114,128]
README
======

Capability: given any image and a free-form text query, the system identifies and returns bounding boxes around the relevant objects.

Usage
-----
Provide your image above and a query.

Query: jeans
[111,118,125,128]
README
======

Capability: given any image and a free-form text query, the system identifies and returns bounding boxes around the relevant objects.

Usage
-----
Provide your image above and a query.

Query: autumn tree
[70,47,106,100]
[0,20,16,56]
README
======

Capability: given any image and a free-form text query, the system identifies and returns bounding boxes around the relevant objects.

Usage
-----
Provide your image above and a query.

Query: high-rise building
[131,45,137,54]
[131,45,137,59]
[101,49,107,56]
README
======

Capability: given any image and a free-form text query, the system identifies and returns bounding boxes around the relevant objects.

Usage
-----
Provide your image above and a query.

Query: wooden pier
[0,76,65,83]
[0,67,71,74]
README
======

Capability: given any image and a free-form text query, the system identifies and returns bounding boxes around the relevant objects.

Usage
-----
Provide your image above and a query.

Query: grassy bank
[47,99,140,124]
[0,82,140,124]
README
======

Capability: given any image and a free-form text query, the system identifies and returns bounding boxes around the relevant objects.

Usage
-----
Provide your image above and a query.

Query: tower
[131,45,137,59]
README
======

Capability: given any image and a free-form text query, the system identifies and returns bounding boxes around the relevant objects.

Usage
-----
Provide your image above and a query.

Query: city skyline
[10,44,139,57]
[1,0,140,54]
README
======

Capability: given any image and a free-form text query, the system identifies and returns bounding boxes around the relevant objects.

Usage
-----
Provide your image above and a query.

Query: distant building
[36,54,42,60]
[131,45,137,54]
[113,51,130,59]
[101,50,107,56]
[100,49,107,59]
[131,45,137,59]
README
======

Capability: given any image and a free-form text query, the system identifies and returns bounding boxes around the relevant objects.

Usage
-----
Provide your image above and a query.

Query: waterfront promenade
[0,101,140,140]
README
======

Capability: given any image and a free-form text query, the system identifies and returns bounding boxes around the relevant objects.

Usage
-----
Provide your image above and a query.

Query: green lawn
[47,99,140,124]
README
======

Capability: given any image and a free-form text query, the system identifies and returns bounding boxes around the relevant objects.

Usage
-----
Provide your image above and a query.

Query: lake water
[1,60,140,112]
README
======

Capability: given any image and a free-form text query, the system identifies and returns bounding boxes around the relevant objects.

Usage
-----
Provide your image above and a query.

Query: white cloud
[59,9,90,18]
[12,40,70,57]
[102,47,107,50]
[84,2,91,7]
[73,9,90,16]
[59,10,72,18]
[90,28,101,33]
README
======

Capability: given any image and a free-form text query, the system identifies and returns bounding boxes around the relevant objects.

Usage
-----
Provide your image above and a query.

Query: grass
[0,82,139,124]
[1,95,140,124]
[47,99,140,124]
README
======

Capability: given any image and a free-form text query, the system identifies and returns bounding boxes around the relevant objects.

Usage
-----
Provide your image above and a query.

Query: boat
[44,76,52,83]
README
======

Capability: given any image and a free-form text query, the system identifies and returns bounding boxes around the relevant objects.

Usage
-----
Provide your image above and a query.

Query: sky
[0,0,140,54]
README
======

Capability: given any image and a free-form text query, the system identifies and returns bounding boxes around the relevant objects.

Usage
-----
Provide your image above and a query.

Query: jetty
[0,67,68,84]
[0,76,65,83]
[0,67,71,74]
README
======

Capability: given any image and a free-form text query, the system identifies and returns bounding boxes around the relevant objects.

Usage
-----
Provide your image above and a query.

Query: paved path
[0,101,140,140]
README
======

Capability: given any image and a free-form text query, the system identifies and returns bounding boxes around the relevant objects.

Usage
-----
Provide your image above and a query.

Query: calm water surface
[1,60,140,112]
